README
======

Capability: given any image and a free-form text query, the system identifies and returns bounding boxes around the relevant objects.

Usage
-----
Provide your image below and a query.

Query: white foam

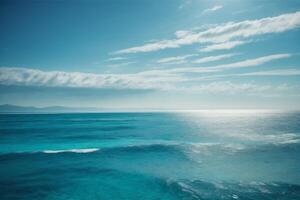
[43,148,99,154]
[226,133,300,144]
[189,142,245,154]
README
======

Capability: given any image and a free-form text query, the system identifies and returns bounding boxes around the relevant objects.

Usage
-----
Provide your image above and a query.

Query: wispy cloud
[0,53,294,93]
[115,11,300,54]
[0,67,182,90]
[192,53,237,64]
[0,67,294,95]
[208,54,291,71]
[190,69,300,81]
[157,54,196,64]
[199,40,248,52]
[115,40,181,54]
[178,0,193,10]
[107,57,127,61]
[0,65,298,96]
[180,81,285,94]
[202,5,223,14]
[239,69,300,76]
[170,53,291,73]
[106,61,135,68]
[157,53,237,65]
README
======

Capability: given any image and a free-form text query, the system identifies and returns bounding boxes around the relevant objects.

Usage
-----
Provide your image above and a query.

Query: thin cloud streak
[189,69,300,81]
[199,40,248,52]
[202,5,223,14]
[192,53,237,64]
[106,61,136,68]
[169,54,291,73]
[107,57,128,61]
[179,81,292,94]
[240,69,300,76]
[0,67,183,90]
[157,54,196,64]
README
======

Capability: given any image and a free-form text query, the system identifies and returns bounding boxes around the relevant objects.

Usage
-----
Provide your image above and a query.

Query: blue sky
[0,0,300,109]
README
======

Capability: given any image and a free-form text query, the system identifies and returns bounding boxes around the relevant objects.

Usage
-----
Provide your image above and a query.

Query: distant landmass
[0,104,170,113]
[0,104,100,113]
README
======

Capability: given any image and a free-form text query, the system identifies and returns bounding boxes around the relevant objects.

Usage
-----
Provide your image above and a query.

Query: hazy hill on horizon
[0,104,99,113]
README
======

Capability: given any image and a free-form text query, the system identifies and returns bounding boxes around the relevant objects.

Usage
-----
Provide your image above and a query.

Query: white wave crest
[227,133,300,144]
[43,148,99,154]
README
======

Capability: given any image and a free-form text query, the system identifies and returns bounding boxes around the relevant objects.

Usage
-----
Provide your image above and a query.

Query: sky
[0,0,300,110]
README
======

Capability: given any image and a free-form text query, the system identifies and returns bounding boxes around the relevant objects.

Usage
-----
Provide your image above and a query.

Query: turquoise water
[0,111,300,199]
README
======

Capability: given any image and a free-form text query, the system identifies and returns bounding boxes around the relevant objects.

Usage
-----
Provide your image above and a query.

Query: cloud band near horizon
[0,53,298,94]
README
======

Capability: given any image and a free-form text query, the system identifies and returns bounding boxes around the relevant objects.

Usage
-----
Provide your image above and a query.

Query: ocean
[0,111,300,200]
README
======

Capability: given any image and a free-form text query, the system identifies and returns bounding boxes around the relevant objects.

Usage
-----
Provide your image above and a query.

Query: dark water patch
[102,143,181,154]
[59,134,120,140]
[0,177,65,200]
[57,118,137,123]
[0,125,135,132]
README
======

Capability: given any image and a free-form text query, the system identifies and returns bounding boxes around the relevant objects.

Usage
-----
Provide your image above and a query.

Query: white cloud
[157,54,196,64]
[210,54,291,70]
[157,53,237,65]
[190,81,270,93]
[202,5,223,14]
[199,40,248,52]
[0,53,294,94]
[174,30,192,38]
[107,57,127,61]
[110,53,291,80]
[115,11,300,54]
[115,40,181,54]
[106,61,136,68]
[170,53,291,73]
[0,67,182,90]
[192,53,237,64]
[0,67,297,95]
[188,69,300,81]
[175,81,293,95]
[239,69,300,76]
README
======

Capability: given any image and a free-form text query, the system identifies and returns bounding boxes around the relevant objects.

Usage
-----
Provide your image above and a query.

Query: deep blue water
[0,111,300,200]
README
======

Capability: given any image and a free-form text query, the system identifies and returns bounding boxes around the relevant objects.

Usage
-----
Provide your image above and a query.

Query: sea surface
[0,111,300,200]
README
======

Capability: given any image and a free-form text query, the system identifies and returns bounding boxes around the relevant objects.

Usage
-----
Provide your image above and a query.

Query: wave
[42,148,99,154]
[225,132,300,145]
[163,179,300,200]
[63,118,135,122]
[1,138,300,156]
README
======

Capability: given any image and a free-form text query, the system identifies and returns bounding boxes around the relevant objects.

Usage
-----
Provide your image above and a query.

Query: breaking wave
[42,148,99,154]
